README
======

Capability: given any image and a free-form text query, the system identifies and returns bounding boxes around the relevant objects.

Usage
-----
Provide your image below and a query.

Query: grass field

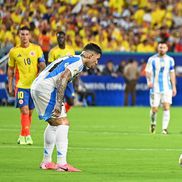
[1,106,182,182]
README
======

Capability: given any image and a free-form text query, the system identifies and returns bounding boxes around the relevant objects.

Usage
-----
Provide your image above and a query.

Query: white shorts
[150,92,172,107]
[31,89,67,121]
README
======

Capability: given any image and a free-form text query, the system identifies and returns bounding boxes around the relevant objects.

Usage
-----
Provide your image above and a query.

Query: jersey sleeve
[37,46,45,63]
[145,57,153,73]
[8,48,15,67]
[70,48,75,55]
[48,49,55,63]
[169,58,175,72]
[66,59,83,78]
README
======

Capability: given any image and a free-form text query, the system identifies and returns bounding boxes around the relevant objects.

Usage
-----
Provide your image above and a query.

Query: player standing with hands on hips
[31,43,102,172]
[8,26,46,145]
[145,42,177,134]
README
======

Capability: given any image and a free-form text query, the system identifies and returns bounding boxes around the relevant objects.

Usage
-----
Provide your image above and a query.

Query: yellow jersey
[48,45,75,63]
[8,43,45,89]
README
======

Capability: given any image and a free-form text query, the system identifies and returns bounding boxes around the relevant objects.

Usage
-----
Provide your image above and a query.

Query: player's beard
[159,52,165,57]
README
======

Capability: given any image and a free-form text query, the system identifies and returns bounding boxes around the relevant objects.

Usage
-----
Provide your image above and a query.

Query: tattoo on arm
[55,69,72,111]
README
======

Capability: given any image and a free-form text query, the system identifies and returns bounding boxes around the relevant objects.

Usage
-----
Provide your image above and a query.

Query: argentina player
[145,42,177,134]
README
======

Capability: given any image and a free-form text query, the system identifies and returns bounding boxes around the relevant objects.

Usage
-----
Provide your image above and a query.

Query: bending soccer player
[31,43,102,172]
[8,26,46,145]
[48,31,75,112]
[145,42,177,134]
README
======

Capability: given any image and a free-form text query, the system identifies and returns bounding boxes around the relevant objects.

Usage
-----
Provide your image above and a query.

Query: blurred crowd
[0,0,182,58]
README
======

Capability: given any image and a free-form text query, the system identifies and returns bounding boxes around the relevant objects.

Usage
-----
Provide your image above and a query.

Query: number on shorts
[18,91,24,99]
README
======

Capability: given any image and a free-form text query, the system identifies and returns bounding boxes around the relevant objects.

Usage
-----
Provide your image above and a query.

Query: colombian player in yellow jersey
[48,31,75,63]
[48,31,75,112]
[8,26,46,145]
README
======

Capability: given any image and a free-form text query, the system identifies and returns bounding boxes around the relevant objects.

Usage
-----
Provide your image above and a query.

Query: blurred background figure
[117,60,127,76]
[123,59,139,106]
[48,31,75,64]
[74,76,96,106]
[38,30,51,64]
[102,60,117,77]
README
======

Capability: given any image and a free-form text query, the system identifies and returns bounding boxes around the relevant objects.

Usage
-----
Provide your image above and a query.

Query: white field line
[1,128,182,136]
[0,145,181,152]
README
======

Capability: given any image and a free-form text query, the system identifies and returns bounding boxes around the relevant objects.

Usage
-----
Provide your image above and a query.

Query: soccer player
[145,42,177,134]
[48,31,75,112]
[8,26,46,145]
[31,43,102,172]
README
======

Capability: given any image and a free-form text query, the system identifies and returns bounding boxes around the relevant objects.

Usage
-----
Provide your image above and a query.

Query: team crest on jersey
[30,51,35,56]
[19,99,24,105]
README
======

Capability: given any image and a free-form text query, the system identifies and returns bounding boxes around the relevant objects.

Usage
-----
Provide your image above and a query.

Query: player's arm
[8,49,15,96]
[52,68,72,118]
[146,71,153,88]
[145,58,153,88]
[7,66,15,96]
[37,46,46,73]
[38,62,46,73]
[170,58,177,97]
[170,71,177,97]
[48,49,54,64]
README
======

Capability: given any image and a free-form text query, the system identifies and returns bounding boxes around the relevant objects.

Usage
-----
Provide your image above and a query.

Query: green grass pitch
[1,106,182,182]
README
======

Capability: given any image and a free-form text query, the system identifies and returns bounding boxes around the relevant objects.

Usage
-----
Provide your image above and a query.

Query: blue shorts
[15,88,35,109]
[64,82,75,100]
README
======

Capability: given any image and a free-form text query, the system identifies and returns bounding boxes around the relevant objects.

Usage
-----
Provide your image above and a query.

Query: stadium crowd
[0,0,182,59]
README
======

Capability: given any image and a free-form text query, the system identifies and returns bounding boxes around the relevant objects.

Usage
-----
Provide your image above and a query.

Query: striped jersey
[31,55,84,93]
[145,53,175,94]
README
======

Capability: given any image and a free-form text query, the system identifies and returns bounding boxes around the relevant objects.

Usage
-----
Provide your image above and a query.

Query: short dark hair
[83,43,102,55]
[57,31,65,37]
[19,26,30,31]
[158,41,167,45]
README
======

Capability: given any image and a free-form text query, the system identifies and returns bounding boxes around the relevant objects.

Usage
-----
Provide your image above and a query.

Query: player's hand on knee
[52,108,61,118]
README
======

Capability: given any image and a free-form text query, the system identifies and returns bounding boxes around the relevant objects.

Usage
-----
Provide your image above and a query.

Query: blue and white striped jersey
[145,53,175,94]
[31,55,84,93]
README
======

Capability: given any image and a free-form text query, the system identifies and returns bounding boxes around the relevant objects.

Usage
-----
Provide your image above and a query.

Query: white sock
[56,125,69,165]
[150,110,157,125]
[162,110,170,130]
[43,124,56,163]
